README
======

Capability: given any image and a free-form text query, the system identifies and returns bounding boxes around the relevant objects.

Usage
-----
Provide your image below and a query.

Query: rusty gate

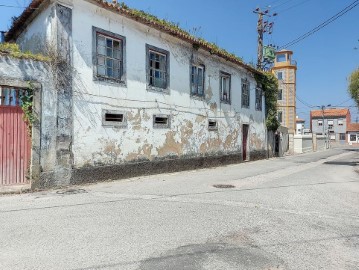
[0,86,31,186]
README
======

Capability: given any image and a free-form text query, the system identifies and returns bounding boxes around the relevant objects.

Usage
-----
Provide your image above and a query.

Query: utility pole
[317,104,331,148]
[253,8,277,70]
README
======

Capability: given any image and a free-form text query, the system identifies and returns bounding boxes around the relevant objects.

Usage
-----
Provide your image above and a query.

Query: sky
[0,0,358,126]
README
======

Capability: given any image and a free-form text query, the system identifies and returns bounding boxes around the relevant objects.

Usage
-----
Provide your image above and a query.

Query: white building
[295,116,305,135]
[5,0,267,186]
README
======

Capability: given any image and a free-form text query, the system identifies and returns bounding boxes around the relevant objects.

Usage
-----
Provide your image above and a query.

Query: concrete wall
[294,134,327,154]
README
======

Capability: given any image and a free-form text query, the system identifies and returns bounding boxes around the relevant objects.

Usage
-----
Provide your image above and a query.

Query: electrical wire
[279,0,359,49]
[275,0,311,14]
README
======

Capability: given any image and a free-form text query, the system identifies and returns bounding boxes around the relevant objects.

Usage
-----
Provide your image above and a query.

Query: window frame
[219,71,231,104]
[241,78,250,108]
[339,133,346,141]
[318,120,323,126]
[190,64,205,98]
[146,44,170,93]
[92,26,126,84]
[350,134,357,142]
[255,87,262,111]
[277,71,283,80]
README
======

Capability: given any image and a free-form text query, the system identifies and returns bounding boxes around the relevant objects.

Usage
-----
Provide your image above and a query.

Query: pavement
[0,148,358,270]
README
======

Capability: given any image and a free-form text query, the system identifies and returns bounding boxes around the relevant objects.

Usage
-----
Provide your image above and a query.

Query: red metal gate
[0,87,31,186]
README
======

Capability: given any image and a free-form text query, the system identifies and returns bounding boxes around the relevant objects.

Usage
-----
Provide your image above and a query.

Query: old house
[1,0,267,188]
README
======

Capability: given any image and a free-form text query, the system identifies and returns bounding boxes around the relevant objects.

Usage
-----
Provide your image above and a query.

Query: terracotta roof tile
[296,118,305,122]
[5,0,261,75]
[310,108,350,118]
[347,123,359,132]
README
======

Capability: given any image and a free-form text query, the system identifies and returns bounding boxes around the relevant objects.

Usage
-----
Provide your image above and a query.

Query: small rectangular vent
[208,120,218,130]
[105,113,124,122]
[155,117,168,125]
[102,110,127,128]
[153,115,170,128]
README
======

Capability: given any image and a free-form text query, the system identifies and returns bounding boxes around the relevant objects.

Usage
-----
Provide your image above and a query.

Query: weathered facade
[4,0,268,188]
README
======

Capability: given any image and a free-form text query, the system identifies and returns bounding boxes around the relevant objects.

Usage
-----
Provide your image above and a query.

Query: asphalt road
[0,148,358,270]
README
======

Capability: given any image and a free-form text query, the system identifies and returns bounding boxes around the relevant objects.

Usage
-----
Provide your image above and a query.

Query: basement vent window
[105,113,123,122]
[102,110,127,128]
[208,120,218,131]
[153,115,170,128]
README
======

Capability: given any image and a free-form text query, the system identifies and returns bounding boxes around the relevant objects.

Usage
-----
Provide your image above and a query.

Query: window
[338,119,344,126]
[278,89,283,100]
[277,111,283,123]
[328,120,334,130]
[277,71,283,80]
[208,119,218,131]
[255,88,262,111]
[153,114,170,128]
[0,87,27,106]
[220,72,231,103]
[318,120,323,126]
[339,133,346,141]
[191,64,205,97]
[102,110,127,128]
[350,134,357,142]
[241,78,250,108]
[276,54,286,62]
[146,44,169,91]
[94,27,125,82]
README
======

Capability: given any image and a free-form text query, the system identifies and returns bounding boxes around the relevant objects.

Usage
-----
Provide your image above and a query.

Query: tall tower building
[272,50,297,134]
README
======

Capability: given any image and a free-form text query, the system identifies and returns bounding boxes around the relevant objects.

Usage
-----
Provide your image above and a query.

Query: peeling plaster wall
[71,0,266,170]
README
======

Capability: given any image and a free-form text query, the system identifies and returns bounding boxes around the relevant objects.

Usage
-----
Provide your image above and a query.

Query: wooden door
[242,124,249,161]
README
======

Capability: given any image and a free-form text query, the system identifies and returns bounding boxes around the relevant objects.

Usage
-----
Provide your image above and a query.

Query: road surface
[0,148,358,270]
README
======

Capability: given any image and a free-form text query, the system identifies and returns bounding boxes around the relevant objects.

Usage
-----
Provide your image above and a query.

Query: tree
[348,68,359,107]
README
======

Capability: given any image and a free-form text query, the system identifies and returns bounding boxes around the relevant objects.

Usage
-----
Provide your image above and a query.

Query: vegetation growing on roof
[106,1,246,66]
[0,43,50,62]
[255,72,280,131]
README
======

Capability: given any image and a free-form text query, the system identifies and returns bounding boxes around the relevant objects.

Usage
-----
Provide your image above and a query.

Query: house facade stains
[4,0,268,188]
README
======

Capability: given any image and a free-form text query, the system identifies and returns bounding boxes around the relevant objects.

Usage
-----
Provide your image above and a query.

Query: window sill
[94,75,126,86]
[147,86,170,95]
[241,105,250,109]
[191,94,205,100]
[220,100,231,105]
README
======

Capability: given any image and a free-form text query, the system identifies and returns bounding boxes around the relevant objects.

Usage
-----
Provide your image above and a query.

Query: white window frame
[191,64,205,97]
[220,72,231,104]
[241,78,250,108]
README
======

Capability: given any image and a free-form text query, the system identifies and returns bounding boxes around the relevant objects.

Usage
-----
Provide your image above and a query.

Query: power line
[275,0,311,14]
[279,0,359,49]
